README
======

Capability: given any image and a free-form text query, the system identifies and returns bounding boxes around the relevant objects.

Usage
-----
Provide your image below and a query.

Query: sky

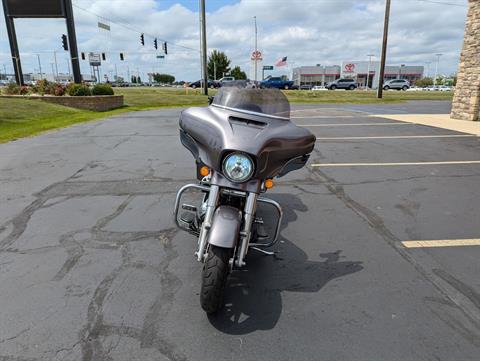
[0,0,469,82]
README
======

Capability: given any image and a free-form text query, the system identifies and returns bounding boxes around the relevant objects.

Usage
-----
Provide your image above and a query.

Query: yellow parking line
[310,160,480,167]
[300,122,412,127]
[402,239,480,248]
[316,135,476,140]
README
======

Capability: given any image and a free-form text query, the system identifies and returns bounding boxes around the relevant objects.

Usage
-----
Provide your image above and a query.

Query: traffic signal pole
[64,0,81,83]
[200,0,208,95]
[2,0,23,85]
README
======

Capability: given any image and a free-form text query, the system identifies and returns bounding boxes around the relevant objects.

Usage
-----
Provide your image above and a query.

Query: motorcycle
[173,87,316,313]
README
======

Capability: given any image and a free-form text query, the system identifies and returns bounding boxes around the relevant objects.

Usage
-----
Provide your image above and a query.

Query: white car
[437,85,452,91]
[311,85,327,91]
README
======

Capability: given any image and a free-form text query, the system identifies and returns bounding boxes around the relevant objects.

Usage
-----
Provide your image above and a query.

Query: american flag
[275,56,288,67]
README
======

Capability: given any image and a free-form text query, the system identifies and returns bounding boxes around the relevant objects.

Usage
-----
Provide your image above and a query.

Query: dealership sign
[344,63,356,73]
[88,53,101,66]
[251,50,262,61]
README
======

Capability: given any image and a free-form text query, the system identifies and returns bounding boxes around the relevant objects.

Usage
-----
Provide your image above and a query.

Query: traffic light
[140,33,145,46]
[120,53,124,61]
[61,34,68,51]
[102,53,106,61]
[81,52,85,60]
[162,41,168,55]
[154,38,158,50]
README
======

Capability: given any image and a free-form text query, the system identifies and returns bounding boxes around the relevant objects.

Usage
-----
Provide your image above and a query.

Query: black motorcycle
[174,87,315,313]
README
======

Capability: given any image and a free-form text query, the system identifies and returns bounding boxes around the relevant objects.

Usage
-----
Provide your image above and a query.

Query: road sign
[156,55,165,59]
[88,53,101,66]
[263,65,273,70]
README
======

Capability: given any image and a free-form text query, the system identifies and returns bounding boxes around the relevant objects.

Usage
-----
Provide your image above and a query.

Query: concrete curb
[369,114,480,136]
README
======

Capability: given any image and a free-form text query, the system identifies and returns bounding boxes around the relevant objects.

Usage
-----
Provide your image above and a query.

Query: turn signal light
[199,166,210,177]
[265,179,274,189]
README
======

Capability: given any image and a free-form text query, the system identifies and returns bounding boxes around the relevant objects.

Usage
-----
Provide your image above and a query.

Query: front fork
[196,186,257,267]
[174,183,282,268]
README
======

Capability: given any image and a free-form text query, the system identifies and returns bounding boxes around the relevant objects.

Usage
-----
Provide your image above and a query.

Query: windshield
[212,87,290,119]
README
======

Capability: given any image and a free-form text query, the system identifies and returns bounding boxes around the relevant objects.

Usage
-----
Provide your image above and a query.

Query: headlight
[222,153,254,183]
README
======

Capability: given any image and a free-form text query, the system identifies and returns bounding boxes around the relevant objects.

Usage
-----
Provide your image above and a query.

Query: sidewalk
[369,114,480,136]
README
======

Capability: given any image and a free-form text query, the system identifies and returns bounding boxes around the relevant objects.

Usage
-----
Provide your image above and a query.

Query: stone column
[451,0,480,121]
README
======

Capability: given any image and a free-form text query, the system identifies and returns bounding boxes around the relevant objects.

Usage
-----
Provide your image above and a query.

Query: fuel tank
[179,105,316,180]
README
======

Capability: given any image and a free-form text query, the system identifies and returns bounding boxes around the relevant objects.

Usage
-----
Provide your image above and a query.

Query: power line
[414,0,468,7]
[71,3,200,53]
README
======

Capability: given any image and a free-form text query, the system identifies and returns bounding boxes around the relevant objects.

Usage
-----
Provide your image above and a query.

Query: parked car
[406,86,422,91]
[260,76,294,90]
[299,85,312,90]
[312,85,327,91]
[219,76,235,85]
[326,78,357,90]
[383,79,410,91]
[189,80,220,89]
[437,85,453,91]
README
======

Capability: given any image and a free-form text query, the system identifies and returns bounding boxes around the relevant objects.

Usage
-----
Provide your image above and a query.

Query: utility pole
[377,0,391,99]
[37,54,43,80]
[254,16,258,83]
[366,54,374,90]
[200,0,208,95]
[434,53,442,86]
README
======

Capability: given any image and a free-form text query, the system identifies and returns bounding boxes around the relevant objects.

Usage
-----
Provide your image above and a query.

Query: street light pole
[53,51,58,77]
[254,16,258,83]
[377,0,391,99]
[434,53,442,86]
[199,0,208,95]
[366,54,374,90]
[37,54,43,80]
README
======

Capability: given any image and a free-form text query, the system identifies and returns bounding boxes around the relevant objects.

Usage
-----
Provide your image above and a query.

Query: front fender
[208,206,242,249]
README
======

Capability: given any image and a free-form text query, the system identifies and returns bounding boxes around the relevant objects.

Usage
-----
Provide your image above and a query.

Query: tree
[208,50,231,80]
[230,66,247,80]
[131,75,137,83]
[415,77,433,87]
[137,76,142,84]
[153,73,175,83]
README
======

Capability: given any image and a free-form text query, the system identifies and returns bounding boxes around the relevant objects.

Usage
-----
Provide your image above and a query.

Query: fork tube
[196,184,219,261]
[236,192,258,267]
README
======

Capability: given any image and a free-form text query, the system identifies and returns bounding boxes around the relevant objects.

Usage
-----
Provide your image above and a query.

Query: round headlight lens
[222,153,254,182]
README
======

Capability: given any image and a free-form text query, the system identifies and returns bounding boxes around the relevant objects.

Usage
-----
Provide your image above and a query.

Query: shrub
[4,83,20,95]
[92,84,114,95]
[32,79,50,95]
[67,83,92,96]
[53,84,66,96]
[19,86,30,95]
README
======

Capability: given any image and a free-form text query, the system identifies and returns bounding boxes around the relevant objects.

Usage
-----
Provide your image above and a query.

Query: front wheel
[200,245,232,314]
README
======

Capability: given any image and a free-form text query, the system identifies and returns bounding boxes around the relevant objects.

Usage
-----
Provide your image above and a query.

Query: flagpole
[254,16,258,83]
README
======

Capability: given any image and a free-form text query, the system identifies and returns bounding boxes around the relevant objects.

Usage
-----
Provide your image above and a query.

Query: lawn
[0,87,453,143]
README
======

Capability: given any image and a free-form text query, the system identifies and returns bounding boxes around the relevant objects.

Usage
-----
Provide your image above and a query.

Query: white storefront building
[293,61,424,88]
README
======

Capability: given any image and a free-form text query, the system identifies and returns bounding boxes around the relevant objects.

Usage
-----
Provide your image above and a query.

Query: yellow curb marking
[310,160,480,167]
[402,239,480,248]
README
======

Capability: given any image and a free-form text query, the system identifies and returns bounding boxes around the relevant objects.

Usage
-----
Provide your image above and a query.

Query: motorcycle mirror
[208,96,214,105]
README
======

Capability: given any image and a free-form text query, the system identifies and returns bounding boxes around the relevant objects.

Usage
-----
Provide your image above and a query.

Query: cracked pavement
[0,102,479,360]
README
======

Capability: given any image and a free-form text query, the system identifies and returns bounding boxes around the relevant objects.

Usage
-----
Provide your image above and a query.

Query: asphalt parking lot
[0,100,479,360]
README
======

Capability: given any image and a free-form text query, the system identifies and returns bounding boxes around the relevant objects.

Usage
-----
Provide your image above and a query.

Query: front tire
[200,245,232,314]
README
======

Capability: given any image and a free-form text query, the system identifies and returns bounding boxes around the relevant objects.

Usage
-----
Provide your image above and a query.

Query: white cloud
[0,0,468,81]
